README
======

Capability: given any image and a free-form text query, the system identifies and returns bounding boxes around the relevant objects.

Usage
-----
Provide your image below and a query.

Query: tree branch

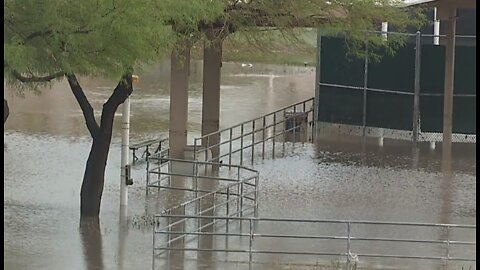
[99,73,133,136]
[66,73,100,137]
[11,70,64,83]
[25,28,94,42]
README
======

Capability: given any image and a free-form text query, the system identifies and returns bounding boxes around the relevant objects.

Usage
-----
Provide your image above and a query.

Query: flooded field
[4,61,475,270]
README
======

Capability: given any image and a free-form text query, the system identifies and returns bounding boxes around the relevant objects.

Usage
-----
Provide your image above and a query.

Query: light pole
[120,74,139,208]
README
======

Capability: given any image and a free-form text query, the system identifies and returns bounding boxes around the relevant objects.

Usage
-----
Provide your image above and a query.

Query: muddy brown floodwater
[4,61,475,270]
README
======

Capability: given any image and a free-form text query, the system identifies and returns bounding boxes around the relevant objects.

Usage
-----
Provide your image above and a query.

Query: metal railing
[146,157,258,200]
[149,97,476,269]
[193,98,315,166]
[130,137,169,165]
[154,215,476,269]
[151,159,259,269]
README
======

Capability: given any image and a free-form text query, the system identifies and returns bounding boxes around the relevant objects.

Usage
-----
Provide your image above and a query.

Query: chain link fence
[316,31,476,144]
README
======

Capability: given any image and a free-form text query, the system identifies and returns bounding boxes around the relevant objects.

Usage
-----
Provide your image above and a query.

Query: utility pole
[120,75,139,208]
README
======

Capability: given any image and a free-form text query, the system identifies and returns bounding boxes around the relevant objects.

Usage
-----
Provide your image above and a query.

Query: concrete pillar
[442,8,456,158]
[201,40,222,161]
[169,44,190,159]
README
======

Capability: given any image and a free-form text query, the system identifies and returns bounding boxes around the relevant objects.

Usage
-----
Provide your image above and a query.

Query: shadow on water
[79,218,104,270]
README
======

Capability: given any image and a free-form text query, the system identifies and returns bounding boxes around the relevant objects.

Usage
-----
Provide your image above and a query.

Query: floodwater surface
[4,61,476,270]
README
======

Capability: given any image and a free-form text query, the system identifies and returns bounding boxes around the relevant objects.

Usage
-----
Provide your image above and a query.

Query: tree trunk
[67,73,133,218]
[4,99,9,124]
[79,217,104,269]
[80,136,110,217]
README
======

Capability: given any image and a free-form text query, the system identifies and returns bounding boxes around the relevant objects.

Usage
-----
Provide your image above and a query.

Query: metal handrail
[155,215,476,264]
[193,98,315,166]
[151,97,475,269]
[155,215,476,228]
[197,97,314,139]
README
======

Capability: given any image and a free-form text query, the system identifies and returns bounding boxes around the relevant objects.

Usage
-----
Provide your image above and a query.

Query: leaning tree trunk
[4,99,9,124]
[67,73,133,218]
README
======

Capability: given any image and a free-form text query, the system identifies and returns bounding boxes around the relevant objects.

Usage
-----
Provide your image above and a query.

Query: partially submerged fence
[150,158,259,269]
[317,32,476,143]
[193,98,315,166]
[130,137,169,164]
[147,97,476,269]
[154,215,476,269]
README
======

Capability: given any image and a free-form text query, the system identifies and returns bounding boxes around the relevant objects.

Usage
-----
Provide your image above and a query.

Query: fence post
[273,113,277,158]
[293,106,297,146]
[262,117,266,160]
[445,225,450,265]
[152,220,156,269]
[255,175,260,217]
[251,121,255,165]
[229,128,233,166]
[249,219,254,269]
[193,138,198,162]
[346,222,351,267]
[226,187,230,233]
[237,167,241,218]
[413,31,422,144]
[240,124,244,165]
[146,153,150,195]
[362,43,369,137]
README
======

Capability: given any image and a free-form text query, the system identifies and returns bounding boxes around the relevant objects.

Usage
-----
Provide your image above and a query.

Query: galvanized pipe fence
[193,97,315,167]
[144,91,475,268]
[130,137,169,165]
[154,215,476,269]
[150,158,259,269]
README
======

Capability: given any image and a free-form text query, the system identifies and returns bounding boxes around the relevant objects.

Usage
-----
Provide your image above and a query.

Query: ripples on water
[4,62,476,269]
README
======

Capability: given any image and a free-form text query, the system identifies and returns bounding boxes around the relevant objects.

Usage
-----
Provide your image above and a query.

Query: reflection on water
[80,218,104,270]
[4,61,476,270]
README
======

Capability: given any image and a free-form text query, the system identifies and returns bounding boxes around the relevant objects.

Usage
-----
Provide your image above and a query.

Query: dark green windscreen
[318,36,476,134]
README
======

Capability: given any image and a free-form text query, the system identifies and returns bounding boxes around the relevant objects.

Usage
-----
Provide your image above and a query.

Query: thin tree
[4,0,223,218]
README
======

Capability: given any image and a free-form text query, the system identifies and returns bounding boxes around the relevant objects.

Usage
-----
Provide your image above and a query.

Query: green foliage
[3,0,223,88]
[205,0,427,62]
[4,0,427,88]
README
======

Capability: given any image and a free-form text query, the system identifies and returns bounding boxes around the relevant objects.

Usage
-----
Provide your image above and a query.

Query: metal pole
[240,181,244,217]
[152,222,155,269]
[442,8,457,158]
[226,187,230,233]
[249,219,253,268]
[146,152,149,195]
[315,29,321,123]
[229,128,233,165]
[205,136,209,174]
[362,43,369,136]
[413,31,422,144]
[237,167,241,218]
[251,121,255,165]
[282,111,286,157]
[433,8,440,46]
[293,106,297,146]
[347,222,351,266]
[273,114,277,158]
[240,124,244,165]
[120,96,130,207]
[254,175,259,217]
[193,138,198,161]
[445,225,450,265]
[381,21,388,41]
[262,117,266,160]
